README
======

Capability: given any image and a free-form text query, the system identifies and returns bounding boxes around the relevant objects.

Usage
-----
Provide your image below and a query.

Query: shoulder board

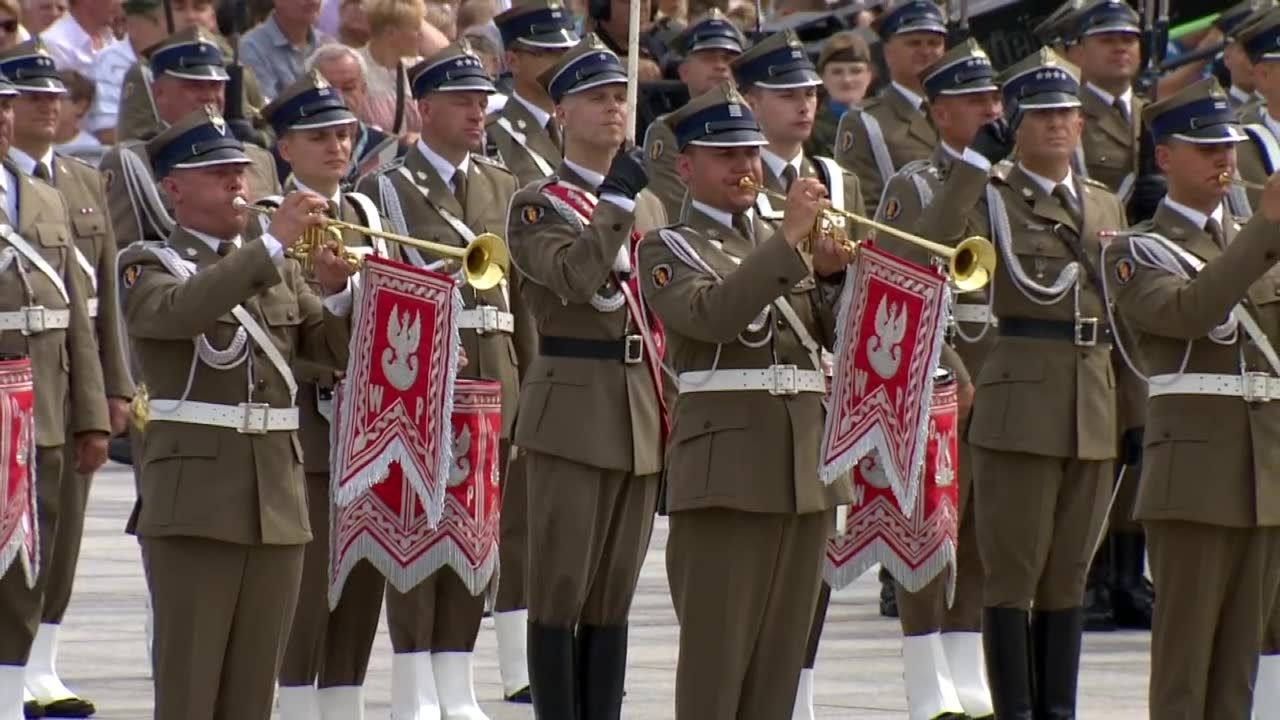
[529,176,559,192]
[812,155,855,177]
[53,151,93,169]
[472,153,511,173]
[895,158,934,179]
[1081,176,1110,190]
[990,160,1015,183]
[364,155,406,178]
[857,96,886,112]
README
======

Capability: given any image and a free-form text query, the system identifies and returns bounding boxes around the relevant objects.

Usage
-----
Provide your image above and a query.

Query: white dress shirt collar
[691,199,754,235]
[1018,163,1077,199]
[416,139,470,191]
[891,81,925,113]
[8,147,54,180]
[185,227,240,253]
[512,92,552,130]
[0,166,15,223]
[1264,110,1280,142]
[563,158,604,190]
[760,148,803,184]
[293,178,341,206]
[1162,196,1223,231]
[1086,82,1132,116]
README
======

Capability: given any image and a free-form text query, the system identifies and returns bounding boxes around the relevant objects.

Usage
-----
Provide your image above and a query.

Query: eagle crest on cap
[585,34,604,49]
[725,83,746,103]
[311,69,330,88]
[206,104,227,135]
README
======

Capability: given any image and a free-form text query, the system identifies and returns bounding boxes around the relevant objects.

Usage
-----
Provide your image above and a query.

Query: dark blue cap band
[677,18,745,54]
[0,52,62,91]
[1245,23,1280,62]
[496,6,577,48]
[672,100,765,147]
[546,48,625,102]
[877,1,946,39]
[150,39,227,80]
[1149,95,1237,139]
[411,52,494,97]
[1073,1,1140,37]
[922,55,996,98]
[1002,65,1080,107]
[266,86,354,134]
[150,121,246,177]
[733,46,820,88]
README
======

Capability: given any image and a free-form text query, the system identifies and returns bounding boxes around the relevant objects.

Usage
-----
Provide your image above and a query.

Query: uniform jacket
[638,206,854,514]
[101,138,280,249]
[50,152,133,401]
[506,162,663,476]
[115,58,268,143]
[356,146,522,438]
[1235,108,1275,214]
[804,97,844,161]
[0,165,108,447]
[120,229,350,545]
[1107,202,1280,527]
[834,84,936,218]
[486,94,562,188]
[923,158,1124,460]
[1080,86,1144,199]
[642,113,686,222]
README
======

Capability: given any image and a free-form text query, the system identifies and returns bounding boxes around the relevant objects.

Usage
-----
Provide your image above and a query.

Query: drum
[0,358,35,587]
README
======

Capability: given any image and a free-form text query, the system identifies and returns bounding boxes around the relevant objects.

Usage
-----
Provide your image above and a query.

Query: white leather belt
[86,298,98,318]
[678,365,826,396]
[147,400,300,433]
[952,303,995,324]
[457,306,514,334]
[0,306,70,334]
[1148,373,1280,403]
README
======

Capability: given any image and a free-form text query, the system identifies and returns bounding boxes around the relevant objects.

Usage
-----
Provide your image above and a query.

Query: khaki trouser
[41,448,92,625]
[494,448,529,613]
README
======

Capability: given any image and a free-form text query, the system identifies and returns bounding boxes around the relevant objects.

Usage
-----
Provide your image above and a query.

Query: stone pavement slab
[56,466,1152,718]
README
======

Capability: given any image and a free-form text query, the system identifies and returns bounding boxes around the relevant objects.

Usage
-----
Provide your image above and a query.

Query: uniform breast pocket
[262,302,302,348]
[969,354,1046,441]
[33,223,68,269]
[1012,235,1072,281]
[70,215,107,246]
[666,414,749,503]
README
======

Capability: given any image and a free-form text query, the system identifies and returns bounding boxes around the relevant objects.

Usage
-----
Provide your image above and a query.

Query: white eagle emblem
[380,304,421,391]
[867,296,907,379]
[858,452,890,489]
[448,426,471,487]
[933,423,954,487]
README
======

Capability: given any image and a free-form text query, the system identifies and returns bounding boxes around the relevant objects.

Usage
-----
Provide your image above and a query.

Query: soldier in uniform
[118,106,355,720]
[806,31,872,160]
[1234,10,1280,215]
[101,27,281,250]
[505,35,664,719]
[875,38,1000,720]
[259,72,387,720]
[643,8,745,221]
[919,49,1126,717]
[638,82,853,719]
[1220,0,1267,112]
[1102,78,1280,720]
[355,40,518,720]
[834,0,945,218]
[0,40,132,719]
[0,76,109,718]
[724,30,866,719]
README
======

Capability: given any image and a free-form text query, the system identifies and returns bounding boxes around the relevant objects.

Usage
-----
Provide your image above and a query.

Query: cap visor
[689,39,744,54]
[286,108,357,131]
[13,78,66,94]
[1018,92,1082,110]
[934,81,999,97]
[564,71,628,95]
[1172,125,1248,144]
[893,21,947,36]
[516,31,579,49]
[434,78,498,94]
[1082,24,1140,36]
[0,84,17,98]
[171,146,252,169]
[753,69,823,90]
[164,66,230,82]
[686,129,768,148]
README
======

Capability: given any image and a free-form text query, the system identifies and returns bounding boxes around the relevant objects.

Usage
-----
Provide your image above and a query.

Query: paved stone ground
[57,466,1152,718]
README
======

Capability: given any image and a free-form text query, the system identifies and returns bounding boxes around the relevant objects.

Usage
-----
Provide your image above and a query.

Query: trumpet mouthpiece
[738,176,755,189]
[231,196,249,210]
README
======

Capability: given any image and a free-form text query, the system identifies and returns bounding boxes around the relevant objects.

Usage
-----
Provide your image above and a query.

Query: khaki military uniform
[486,94,562,189]
[115,58,267,143]
[878,147,994,637]
[643,114,687,222]
[834,84,937,218]
[1105,203,1280,717]
[266,184,386,689]
[804,98,844,160]
[38,155,133,631]
[1234,105,1276,217]
[120,229,351,719]
[639,203,852,719]
[0,164,108,664]
[505,162,664,629]
[924,158,1123,609]
[356,148,522,654]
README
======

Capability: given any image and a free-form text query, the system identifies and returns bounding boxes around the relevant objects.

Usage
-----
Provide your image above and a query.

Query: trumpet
[232,197,509,291]
[737,177,996,292]
[1218,172,1264,192]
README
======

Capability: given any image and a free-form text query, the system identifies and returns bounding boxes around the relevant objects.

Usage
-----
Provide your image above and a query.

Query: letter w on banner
[330,255,462,526]
[0,359,34,589]
[820,241,949,512]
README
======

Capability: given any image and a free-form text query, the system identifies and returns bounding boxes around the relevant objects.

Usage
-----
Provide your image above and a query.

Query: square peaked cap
[921,38,997,99]
[672,8,746,55]
[261,70,356,135]
[1218,0,1274,38]
[410,39,496,97]
[146,106,251,178]
[731,29,820,89]
[1033,3,1083,46]
[998,47,1081,111]
[539,34,627,103]
[0,39,65,93]
[874,1,946,40]
[149,27,230,81]
[1072,0,1140,38]
[495,1,579,50]
[1142,77,1246,144]
[667,82,766,149]
[1241,8,1280,62]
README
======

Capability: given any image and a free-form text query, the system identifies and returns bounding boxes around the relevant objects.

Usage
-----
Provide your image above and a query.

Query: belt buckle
[1074,316,1099,347]
[238,402,272,434]
[20,306,45,336]
[769,364,800,396]
[1242,372,1272,403]
[623,335,644,364]
[477,305,498,335]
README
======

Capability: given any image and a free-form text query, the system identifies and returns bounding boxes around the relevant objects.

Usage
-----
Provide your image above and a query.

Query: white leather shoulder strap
[495,116,555,176]
[812,156,845,211]
[857,111,896,187]
[342,191,387,255]
[1245,124,1280,175]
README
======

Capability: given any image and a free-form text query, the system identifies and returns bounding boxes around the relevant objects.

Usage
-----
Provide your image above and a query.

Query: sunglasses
[0,20,17,32]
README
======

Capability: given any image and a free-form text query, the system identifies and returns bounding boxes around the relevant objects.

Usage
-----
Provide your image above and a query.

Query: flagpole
[625,0,641,144]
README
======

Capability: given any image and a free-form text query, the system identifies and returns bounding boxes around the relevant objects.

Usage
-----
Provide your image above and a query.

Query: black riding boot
[528,621,578,720]
[1032,608,1084,720]
[577,625,628,720]
[1110,532,1155,629]
[982,607,1033,720]
[1083,537,1115,632]
[879,566,899,618]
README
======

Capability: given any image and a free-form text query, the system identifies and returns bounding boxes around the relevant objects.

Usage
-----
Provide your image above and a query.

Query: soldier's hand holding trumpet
[782,176,855,277]
[237,191,357,294]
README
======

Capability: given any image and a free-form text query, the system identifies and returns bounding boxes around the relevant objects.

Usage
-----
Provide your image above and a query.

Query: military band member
[1220,0,1266,113]
[1234,10,1280,216]
[834,0,945,218]
[505,35,664,719]
[919,49,1125,718]
[876,38,999,720]
[0,39,131,719]
[638,82,853,719]
[806,31,872,160]
[1102,78,1280,720]
[0,76,109,719]
[118,106,355,720]
[260,72,387,720]
[644,8,746,221]
[101,27,281,250]
[356,40,518,720]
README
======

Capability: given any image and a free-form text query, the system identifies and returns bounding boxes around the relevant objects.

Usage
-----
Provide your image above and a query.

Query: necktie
[547,119,562,149]
[1113,97,1129,124]
[1052,183,1083,227]
[33,162,50,183]
[732,213,754,242]
[216,240,236,257]
[781,165,799,192]
[452,168,467,205]
[1205,217,1225,248]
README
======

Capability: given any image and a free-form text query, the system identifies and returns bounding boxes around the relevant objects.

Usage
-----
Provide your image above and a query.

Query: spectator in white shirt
[86,0,213,144]
[40,0,116,77]
[20,0,62,34]
[53,68,102,163]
